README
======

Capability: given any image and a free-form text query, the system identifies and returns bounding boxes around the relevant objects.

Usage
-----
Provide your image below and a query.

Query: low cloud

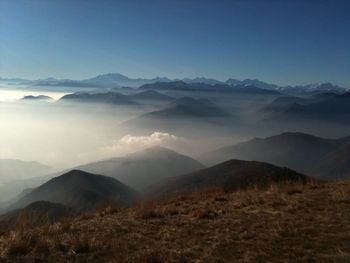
[118,132,179,148]
[102,131,184,157]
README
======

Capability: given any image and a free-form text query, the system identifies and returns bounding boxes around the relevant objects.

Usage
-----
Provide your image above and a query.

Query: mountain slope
[7,170,138,212]
[313,143,350,179]
[0,180,348,262]
[199,132,350,178]
[77,147,205,191]
[0,201,76,228]
[149,159,310,197]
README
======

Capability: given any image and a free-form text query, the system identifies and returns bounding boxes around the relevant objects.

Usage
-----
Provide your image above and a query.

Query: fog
[0,100,144,169]
[2,84,350,204]
[2,86,350,171]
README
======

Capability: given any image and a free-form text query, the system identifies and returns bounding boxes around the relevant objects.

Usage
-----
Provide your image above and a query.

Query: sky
[0,0,349,87]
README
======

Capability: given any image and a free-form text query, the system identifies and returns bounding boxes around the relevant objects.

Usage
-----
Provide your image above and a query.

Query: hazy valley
[0,73,350,262]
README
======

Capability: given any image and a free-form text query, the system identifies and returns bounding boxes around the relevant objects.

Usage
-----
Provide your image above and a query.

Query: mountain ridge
[3,73,347,93]
[199,132,350,179]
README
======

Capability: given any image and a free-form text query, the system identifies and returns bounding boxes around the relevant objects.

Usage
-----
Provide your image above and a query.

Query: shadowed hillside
[0,180,348,262]
[6,170,138,212]
[199,132,350,179]
[148,159,311,198]
[0,201,75,230]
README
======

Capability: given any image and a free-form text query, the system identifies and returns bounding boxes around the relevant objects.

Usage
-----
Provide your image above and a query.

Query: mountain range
[2,73,347,94]
[199,132,350,179]
[121,96,233,132]
[264,92,350,123]
[2,152,313,214]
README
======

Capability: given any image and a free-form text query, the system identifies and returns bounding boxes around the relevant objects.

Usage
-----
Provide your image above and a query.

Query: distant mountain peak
[85,73,130,82]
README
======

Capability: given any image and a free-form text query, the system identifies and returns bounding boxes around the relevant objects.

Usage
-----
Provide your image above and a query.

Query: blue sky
[0,0,349,87]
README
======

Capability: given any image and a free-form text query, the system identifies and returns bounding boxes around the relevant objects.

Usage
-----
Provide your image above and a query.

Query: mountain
[59,91,138,105]
[121,97,232,132]
[149,159,311,197]
[140,81,193,91]
[141,97,231,119]
[267,92,350,123]
[35,80,97,88]
[0,159,54,184]
[21,95,53,101]
[226,78,279,90]
[262,93,340,115]
[0,77,29,82]
[225,79,346,94]
[76,147,205,191]
[230,84,281,95]
[85,73,130,83]
[313,143,350,180]
[7,170,138,212]
[280,83,346,95]
[4,73,346,94]
[131,90,173,102]
[199,132,350,179]
[262,96,311,113]
[139,81,281,95]
[0,179,347,262]
[82,73,172,88]
[181,77,223,85]
[0,201,76,228]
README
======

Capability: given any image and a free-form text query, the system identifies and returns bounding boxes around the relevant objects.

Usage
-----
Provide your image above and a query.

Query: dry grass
[0,181,349,262]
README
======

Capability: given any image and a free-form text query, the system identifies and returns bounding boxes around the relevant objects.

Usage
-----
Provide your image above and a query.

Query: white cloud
[102,131,183,157]
[118,132,179,148]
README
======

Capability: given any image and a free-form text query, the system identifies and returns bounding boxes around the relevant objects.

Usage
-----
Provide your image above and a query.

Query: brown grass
[0,181,349,262]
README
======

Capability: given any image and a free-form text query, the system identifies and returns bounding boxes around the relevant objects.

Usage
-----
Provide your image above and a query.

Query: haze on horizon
[1,0,350,87]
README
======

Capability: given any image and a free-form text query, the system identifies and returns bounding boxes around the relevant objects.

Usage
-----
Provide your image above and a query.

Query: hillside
[0,180,349,262]
[148,159,310,198]
[0,201,75,230]
[199,132,350,178]
[313,143,350,179]
[7,170,138,212]
[77,147,205,191]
